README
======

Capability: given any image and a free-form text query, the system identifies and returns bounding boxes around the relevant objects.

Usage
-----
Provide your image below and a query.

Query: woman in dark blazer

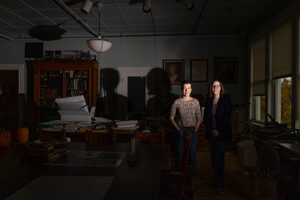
[204,80,232,194]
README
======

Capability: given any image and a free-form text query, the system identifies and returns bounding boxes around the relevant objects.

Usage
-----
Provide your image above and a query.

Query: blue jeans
[208,138,228,188]
[175,128,198,176]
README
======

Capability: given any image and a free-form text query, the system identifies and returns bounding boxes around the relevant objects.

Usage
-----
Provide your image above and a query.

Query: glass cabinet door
[65,70,89,104]
[40,70,62,108]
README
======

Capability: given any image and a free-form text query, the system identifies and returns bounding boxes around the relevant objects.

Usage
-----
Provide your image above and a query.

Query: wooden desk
[39,127,165,146]
[0,143,169,200]
[270,140,300,157]
[112,128,137,143]
[112,128,165,145]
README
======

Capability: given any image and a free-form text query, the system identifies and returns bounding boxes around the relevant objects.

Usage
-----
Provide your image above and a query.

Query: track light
[177,0,195,10]
[81,0,94,14]
[143,0,151,13]
[182,0,195,10]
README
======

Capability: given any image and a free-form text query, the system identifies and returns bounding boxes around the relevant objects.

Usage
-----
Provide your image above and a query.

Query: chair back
[180,131,192,172]
[85,131,113,145]
[160,130,192,200]
[135,130,165,145]
[39,129,66,141]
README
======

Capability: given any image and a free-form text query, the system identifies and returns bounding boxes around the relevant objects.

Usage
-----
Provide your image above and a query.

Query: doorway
[0,70,18,130]
[128,77,145,119]
[0,64,25,130]
[117,67,152,120]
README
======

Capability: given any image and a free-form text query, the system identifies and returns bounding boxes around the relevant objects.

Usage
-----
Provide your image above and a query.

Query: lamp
[86,2,112,53]
[143,0,151,13]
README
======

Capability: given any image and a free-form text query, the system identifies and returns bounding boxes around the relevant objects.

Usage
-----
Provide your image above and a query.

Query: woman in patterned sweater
[170,80,201,175]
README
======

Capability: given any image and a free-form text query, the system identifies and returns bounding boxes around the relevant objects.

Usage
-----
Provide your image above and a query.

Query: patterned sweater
[170,98,201,128]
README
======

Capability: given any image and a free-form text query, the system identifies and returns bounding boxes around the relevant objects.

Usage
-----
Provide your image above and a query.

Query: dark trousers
[175,128,198,176]
[208,138,228,188]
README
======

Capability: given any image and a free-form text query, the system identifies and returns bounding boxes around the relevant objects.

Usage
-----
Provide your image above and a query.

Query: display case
[33,60,98,121]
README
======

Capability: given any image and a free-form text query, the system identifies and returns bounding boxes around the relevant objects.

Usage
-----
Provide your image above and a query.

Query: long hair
[209,80,225,98]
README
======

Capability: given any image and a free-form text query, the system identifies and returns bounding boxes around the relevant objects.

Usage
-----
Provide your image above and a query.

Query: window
[253,95,266,122]
[273,77,292,127]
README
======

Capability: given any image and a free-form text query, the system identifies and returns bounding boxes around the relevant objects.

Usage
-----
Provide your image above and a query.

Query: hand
[211,129,219,138]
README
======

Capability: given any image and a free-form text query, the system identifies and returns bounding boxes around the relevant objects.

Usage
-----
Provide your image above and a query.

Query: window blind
[271,21,292,78]
[252,37,266,95]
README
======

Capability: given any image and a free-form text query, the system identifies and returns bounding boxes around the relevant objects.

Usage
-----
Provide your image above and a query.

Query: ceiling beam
[192,0,209,34]
[150,10,156,35]
[90,9,110,32]
[53,0,97,37]
[18,0,57,25]
[112,0,132,32]
[0,18,27,33]
[0,5,36,26]
[0,33,15,41]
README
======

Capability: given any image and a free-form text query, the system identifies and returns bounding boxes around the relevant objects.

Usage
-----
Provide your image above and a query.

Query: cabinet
[33,60,98,121]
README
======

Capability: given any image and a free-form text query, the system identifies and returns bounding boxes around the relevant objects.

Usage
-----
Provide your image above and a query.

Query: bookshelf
[33,60,98,121]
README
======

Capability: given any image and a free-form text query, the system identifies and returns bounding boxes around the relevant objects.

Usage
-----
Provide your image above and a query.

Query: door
[128,77,145,114]
[0,70,18,130]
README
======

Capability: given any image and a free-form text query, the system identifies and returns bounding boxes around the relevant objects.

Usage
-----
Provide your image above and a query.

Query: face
[212,81,221,96]
[182,83,192,97]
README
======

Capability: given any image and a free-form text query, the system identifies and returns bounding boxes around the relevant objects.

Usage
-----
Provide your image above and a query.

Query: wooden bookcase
[33,60,98,121]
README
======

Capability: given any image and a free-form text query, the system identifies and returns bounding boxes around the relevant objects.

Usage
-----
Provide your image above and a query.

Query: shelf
[33,60,98,122]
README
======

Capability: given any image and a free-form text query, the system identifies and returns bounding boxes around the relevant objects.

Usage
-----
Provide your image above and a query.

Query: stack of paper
[115,120,139,129]
[64,123,80,133]
[55,95,95,123]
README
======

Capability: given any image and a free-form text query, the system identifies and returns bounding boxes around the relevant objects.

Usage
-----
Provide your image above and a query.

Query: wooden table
[0,143,169,200]
[112,128,165,145]
[270,139,300,157]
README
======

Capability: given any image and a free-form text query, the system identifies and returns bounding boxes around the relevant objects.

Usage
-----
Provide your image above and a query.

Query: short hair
[181,80,192,90]
[209,80,225,98]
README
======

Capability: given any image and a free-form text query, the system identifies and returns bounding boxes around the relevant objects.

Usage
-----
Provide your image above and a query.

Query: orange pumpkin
[14,127,29,144]
[0,130,11,148]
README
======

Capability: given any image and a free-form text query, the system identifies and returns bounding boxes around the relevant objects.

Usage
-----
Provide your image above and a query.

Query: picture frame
[163,59,184,85]
[190,59,208,82]
[214,57,238,84]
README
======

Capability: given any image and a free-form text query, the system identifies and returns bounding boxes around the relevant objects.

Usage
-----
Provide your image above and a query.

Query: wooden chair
[135,130,165,145]
[39,129,66,141]
[85,130,113,145]
[112,129,136,143]
[160,131,192,200]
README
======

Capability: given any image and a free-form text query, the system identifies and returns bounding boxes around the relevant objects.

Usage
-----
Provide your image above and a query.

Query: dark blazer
[204,95,232,142]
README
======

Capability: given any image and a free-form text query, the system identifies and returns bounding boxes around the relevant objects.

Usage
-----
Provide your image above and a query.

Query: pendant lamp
[87,2,112,53]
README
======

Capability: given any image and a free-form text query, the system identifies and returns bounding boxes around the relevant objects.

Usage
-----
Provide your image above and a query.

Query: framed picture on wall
[190,59,208,82]
[214,57,238,84]
[163,59,185,85]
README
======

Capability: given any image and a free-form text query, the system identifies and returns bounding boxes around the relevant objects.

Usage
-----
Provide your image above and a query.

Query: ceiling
[0,0,297,41]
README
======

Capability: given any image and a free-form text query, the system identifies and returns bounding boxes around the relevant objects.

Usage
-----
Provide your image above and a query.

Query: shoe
[216,187,224,195]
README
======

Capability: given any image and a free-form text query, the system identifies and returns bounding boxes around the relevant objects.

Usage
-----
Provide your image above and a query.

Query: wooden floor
[193,151,277,200]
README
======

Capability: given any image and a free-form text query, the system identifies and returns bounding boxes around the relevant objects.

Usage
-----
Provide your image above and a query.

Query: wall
[0,34,249,105]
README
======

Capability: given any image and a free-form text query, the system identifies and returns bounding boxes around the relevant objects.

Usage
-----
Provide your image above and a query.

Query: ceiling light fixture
[177,0,195,10]
[143,0,151,13]
[86,2,112,53]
